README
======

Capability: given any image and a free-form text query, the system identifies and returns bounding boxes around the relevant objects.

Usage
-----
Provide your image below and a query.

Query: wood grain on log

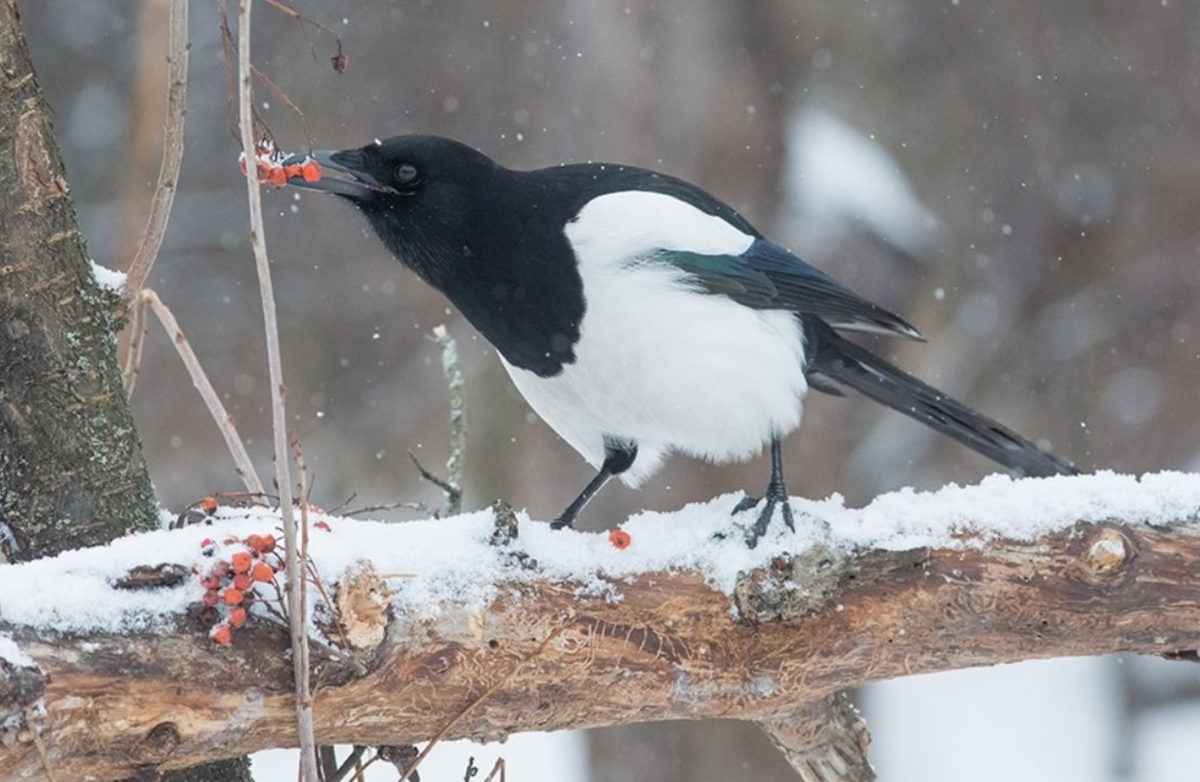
[2,518,1199,781]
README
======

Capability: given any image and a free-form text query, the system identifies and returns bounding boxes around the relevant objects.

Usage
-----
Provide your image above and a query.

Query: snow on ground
[0,471,1198,635]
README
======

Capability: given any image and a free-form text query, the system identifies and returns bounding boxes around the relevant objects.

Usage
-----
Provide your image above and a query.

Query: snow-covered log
[2,472,1200,782]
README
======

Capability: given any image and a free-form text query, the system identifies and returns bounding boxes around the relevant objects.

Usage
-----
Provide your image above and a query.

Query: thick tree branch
[2,510,1199,781]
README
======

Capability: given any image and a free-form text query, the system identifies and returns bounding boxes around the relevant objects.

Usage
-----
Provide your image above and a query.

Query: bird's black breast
[436,217,586,378]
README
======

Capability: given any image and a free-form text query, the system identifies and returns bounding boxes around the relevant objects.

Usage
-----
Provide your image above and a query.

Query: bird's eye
[394,163,421,187]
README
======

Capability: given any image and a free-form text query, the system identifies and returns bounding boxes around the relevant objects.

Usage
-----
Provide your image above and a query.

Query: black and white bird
[288,134,1076,544]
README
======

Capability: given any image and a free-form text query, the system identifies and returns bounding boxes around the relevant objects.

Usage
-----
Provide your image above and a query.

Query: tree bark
[2,516,1198,782]
[0,1,158,559]
[0,5,250,781]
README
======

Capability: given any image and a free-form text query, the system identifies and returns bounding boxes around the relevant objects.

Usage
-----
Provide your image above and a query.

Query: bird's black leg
[733,436,795,547]
[551,438,637,530]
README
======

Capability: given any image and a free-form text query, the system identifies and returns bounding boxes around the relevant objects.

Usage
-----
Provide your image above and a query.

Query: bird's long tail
[802,316,1078,477]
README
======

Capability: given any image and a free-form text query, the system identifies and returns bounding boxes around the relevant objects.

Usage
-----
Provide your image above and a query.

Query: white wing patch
[564,190,755,266]
[502,191,808,487]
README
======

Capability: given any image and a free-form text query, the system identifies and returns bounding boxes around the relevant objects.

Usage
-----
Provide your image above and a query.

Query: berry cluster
[193,531,281,645]
[237,139,322,188]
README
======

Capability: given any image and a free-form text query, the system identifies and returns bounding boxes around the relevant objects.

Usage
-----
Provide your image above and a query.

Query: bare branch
[292,435,317,780]
[481,758,505,782]
[407,450,458,514]
[141,288,264,496]
[122,294,148,396]
[432,324,466,515]
[122,0,189,307]
[235,1,312,779]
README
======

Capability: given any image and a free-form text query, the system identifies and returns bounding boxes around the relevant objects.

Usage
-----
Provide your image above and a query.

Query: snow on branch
[2,472,1200,781]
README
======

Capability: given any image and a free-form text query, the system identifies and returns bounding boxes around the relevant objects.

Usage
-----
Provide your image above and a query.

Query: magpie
[287,134,1077,544]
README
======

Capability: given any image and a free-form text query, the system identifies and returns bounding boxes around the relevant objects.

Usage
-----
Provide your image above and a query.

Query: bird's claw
[731,486,795,548]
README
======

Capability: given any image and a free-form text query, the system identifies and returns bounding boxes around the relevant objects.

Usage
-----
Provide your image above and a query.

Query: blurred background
[22,0,1200,779]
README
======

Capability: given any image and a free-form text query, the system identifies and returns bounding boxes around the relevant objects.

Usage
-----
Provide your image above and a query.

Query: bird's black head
[289,134,587,376]
[293,135,504,286]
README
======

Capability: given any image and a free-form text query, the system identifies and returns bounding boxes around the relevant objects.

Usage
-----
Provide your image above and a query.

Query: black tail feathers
[802,317,1077,478]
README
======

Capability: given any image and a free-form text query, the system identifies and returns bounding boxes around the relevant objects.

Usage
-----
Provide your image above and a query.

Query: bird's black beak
[285,150,393,199]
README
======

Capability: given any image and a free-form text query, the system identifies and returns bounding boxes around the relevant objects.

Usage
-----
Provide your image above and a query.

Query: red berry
[233,573,252,591]
[200,496,218,514]
[260,534,277,553]
[202,589,220,607]
[301,160,322,182]
[210,625,232,645]
[609,529,632,550]
[230,551,252,574]
[314,520,331,532]
[222,588,244,606]
[200,574,221,590]
[228,608,247,629]
[251,561,275,583]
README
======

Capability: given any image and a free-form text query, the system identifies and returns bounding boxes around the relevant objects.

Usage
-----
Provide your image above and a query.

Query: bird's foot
[731,483,795,548]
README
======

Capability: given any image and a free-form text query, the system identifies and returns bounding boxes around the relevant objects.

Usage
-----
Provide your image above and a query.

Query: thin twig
[329,492,433,517]
[250,63,313,149]
[141,289,265,496]
[408,451,457,515]
[122,294,148,396]
[345,500,432,518]
[318,746,339,782]
[481,759,506,782]
[326,746,368,782]
[218,0,271,147]
[342,752,380,782]
[122,0,189,308]
[258,0,346,67]
[292,434,317,778]
[236,2,314,780]
[433,324,466,515]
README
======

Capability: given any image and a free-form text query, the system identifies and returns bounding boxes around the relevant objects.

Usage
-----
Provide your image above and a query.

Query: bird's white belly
[501,262,808,486]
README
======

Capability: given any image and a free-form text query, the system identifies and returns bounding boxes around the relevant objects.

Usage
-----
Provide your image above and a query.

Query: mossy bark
[0,4,249,780]
[0,1,158,558]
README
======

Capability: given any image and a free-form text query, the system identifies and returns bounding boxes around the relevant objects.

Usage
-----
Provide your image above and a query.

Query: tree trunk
[0,5,251,781]
[0,1,157,559]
